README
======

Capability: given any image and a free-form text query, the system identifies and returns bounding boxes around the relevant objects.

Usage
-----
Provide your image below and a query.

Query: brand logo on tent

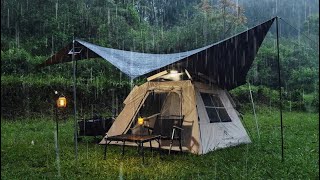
[223,130,234,140]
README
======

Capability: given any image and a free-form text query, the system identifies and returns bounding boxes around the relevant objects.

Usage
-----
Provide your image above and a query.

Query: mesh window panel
[201,92,232,123]
[217,108,232,122]
[206,107,220,123]
[211,95,224,107]
[200,93,213,106]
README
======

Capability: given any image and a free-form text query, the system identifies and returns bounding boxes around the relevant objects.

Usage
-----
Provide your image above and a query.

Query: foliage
[230,84,279,112]
[230,84,319,113]
[241,0,319,37]
[1,48,33,75]
[247,37,319,94]
[302,14,319,42]
[0,0,318,118]
[0,74,131,119]
[1,111,318,179]
[311,80,319,112]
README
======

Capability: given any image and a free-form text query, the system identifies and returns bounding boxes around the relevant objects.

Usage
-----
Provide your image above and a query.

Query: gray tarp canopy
[39,17,275,90]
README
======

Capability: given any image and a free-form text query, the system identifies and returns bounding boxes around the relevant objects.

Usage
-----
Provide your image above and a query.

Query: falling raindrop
[51,35,54,55]
[298,15,301,45]
[111,89,115,116]
[55,1,58,20]
[119,162,123,180]
[7,8,9,28]
[15,23,19,48]
[304,0,307,22]
[54,131,61,177]
[116,5,118,18]
[108,8,110,25]
[130,77,134,90]
[86,137,89,159]
[115,96,119,116]
[275,0,278,15]
[20,3,23,16]
[90,67,93,83]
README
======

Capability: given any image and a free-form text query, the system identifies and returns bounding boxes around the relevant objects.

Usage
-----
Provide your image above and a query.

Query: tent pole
[72,38,78,160]
[276,16,284,162]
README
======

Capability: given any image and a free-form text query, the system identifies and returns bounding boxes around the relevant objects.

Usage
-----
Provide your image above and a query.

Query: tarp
[39,18,275,90]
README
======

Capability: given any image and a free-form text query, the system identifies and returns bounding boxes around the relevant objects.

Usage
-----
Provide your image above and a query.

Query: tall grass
[1,110,318,179]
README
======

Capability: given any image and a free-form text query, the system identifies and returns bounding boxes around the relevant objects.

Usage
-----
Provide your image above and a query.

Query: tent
[40,17,284,158]
[100,78,251,154]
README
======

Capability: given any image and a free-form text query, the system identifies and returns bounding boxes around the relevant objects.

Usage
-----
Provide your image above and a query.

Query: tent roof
[39,17,275,90]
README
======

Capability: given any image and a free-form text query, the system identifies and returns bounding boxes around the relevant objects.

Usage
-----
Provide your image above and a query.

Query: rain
[1,0,319,179]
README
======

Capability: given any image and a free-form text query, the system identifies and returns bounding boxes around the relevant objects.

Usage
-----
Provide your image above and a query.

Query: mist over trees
[1,0,318,53]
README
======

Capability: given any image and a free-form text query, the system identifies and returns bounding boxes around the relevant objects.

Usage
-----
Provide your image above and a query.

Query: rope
[248,81,260,140]
[279,17,319,48]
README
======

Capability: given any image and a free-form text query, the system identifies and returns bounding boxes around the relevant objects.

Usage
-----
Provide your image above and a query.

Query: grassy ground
[1,109,319,179]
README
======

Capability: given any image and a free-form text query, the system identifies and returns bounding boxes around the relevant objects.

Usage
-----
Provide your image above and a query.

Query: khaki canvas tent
[40,17,285,157]
[102,79,251,154]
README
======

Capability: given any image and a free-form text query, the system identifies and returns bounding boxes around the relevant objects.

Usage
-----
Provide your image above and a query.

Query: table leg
[158,138,162,157]
[122,140,125,156]
[150,141,152,152]
[104,139,108,160]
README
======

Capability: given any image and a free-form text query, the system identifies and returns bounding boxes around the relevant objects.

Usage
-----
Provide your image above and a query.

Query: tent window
[200,93,231,123]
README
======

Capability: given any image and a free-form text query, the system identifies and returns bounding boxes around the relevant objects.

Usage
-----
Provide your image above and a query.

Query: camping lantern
[138,117,144,125]
[170,70,178,74]
[57,96,67,108]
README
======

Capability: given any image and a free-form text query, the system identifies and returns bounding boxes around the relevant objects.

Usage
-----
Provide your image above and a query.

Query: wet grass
[1,110,319,179]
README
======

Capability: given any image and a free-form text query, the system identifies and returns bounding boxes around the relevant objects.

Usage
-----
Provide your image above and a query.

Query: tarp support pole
[276,16,284,162]
[72,38,78,160]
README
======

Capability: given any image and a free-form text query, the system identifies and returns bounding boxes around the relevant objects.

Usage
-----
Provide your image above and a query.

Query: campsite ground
[1,109,318,179]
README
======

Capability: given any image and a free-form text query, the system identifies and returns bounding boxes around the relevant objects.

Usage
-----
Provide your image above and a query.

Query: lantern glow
[170,70,178,74]
[138,117,144,125]
[57,97,67,108]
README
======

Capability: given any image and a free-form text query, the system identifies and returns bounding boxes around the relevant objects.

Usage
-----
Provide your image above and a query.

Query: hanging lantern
[138,117,144,125]
[57,96,67,108]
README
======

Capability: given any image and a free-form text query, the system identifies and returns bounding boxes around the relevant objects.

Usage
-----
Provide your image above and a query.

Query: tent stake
[276,16,284,162]
[72,38,78,160]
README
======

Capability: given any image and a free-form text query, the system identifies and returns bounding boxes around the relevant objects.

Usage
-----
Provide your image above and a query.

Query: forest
[1,0,319,118]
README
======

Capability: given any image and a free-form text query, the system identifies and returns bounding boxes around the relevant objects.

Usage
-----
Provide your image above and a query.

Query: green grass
[1,110,319,179]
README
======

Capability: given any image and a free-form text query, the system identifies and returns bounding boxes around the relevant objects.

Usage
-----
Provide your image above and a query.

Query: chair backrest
[152,115,184,138]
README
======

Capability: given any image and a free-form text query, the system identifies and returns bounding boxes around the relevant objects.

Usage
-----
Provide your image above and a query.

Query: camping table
[103,134,161,163]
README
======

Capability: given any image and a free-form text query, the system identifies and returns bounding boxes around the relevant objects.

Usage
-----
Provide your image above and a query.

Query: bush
[1,48,33,75]
[230,85,279,111]
[1,75,131,119]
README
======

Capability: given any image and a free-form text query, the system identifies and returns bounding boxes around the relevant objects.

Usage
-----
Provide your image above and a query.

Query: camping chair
[145,115,184,154]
